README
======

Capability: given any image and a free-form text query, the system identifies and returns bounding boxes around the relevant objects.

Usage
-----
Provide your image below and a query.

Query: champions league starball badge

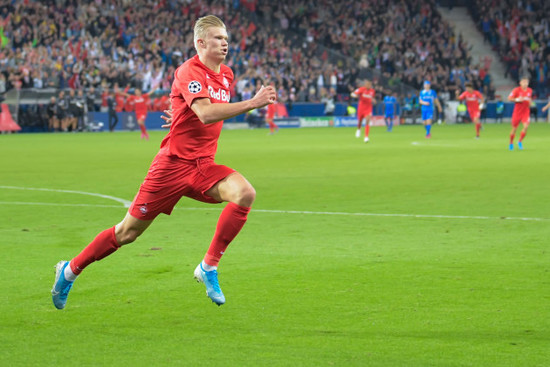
[188,81,202,94]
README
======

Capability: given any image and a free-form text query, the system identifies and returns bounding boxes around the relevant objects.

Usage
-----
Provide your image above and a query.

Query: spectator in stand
[56,90,69,132]
[46,96,59,132]
[0,0,505,107]
[107,91,118,132]
[469,0,550,95]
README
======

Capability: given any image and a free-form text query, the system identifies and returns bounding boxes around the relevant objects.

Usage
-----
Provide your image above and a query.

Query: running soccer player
[383,91,397,132]
[507,77,533,150]
[351,80,376,142]
[418,81,442,138]
[266,102,279,134]
[457,83,485,138]
[122,88,158,140]
[51,15,277,309]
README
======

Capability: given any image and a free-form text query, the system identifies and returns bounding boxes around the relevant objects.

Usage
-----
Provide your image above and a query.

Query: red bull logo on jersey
[208,85,230,102]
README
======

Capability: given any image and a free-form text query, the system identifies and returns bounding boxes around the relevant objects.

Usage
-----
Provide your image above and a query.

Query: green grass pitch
[1,123,549,366]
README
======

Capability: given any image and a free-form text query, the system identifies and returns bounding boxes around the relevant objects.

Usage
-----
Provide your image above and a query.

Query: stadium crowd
[0,0,510,120]
[468,0,550,98]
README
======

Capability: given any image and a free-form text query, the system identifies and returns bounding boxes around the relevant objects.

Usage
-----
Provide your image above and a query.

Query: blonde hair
[194,15,226,49]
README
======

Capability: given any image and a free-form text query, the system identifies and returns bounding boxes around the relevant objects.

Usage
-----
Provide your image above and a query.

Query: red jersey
[115,93,125,112]
[160,55,233,160]
[101,91,108,108]
[266,103,276,119]
[115,86,129,112]
[131,94,150,114]
[509,87,532,117]
[458,90,483,112]
[353,87,375,112]
[154,95,170,111]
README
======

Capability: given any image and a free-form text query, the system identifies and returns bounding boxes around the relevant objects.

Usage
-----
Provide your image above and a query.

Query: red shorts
[129,152,235,220]
[136,112,147,121]
[511,113,530,128]
[468,109,480,120]
[358,108,373,121]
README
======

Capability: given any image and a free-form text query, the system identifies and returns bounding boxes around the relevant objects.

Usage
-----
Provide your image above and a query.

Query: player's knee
[236,184,256,207]
[116,227,143,245]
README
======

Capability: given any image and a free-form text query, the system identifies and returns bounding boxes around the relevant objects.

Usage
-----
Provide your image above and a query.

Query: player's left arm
[145,88,159,97]
[435,97,443,112]
[477,91,485,106]
[542,102,550,112]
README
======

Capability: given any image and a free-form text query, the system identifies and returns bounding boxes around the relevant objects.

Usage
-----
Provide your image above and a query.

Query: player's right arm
[418,95,429,106]
[542,102,550,112]
[191,85,277,124]
[508,88,520,102]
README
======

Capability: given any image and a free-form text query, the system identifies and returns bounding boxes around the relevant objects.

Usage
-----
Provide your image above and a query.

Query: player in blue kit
[418,81,442,138]
[383,91,398,132]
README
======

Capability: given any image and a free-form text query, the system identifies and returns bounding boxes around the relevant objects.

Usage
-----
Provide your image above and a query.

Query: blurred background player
[265,92,279,134]
[418,80,442,138]
[541,99,550,118]
[351,79,375,142]
[383,90,397,132]
[121,87,158,140]
[107,90,118,132]
[507,77,533,150]
[495,95,504,123]
[457,82,485,138]
[46,96,59,132]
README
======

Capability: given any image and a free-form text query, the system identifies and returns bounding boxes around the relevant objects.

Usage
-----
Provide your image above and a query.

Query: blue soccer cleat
[51,261,74,310]
[518,141,523,150]
[194,263,225,306]
[509,143,514,151]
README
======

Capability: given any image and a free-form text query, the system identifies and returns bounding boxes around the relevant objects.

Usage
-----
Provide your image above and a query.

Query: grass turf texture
[1,123,549,366]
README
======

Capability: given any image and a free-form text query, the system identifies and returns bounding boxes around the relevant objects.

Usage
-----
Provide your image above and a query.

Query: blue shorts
[421,109,433,121]
[385,113,394,118]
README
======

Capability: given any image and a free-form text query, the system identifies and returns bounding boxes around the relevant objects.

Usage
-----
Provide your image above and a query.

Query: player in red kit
[114,84,129,113]
[122,88,158,140]
[351,80,376,143]
[51,15,277,309]
[266,102,279,134]
[457,83,484,138]
[508,77,533,150]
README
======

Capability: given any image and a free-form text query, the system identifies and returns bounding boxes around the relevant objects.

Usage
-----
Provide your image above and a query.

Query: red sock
[268,120,278,133]
[139,124,147,134]
[475,123,481,136]
[519,131,526,142]
[365,124,370,137]
[510,134,515,144]
[203,203,250,266]
[70,227,120,275]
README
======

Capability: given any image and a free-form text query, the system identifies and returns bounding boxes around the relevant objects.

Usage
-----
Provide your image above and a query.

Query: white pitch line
[1,200,546,222]
[0,201,123,209]
[1,186,547,222]
[0,186,132,207]
[179,207,547,222]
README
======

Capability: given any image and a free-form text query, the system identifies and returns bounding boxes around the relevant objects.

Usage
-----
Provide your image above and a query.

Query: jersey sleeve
[509,88,518,99]
[458,92,467,100]
[173,64,210,107]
